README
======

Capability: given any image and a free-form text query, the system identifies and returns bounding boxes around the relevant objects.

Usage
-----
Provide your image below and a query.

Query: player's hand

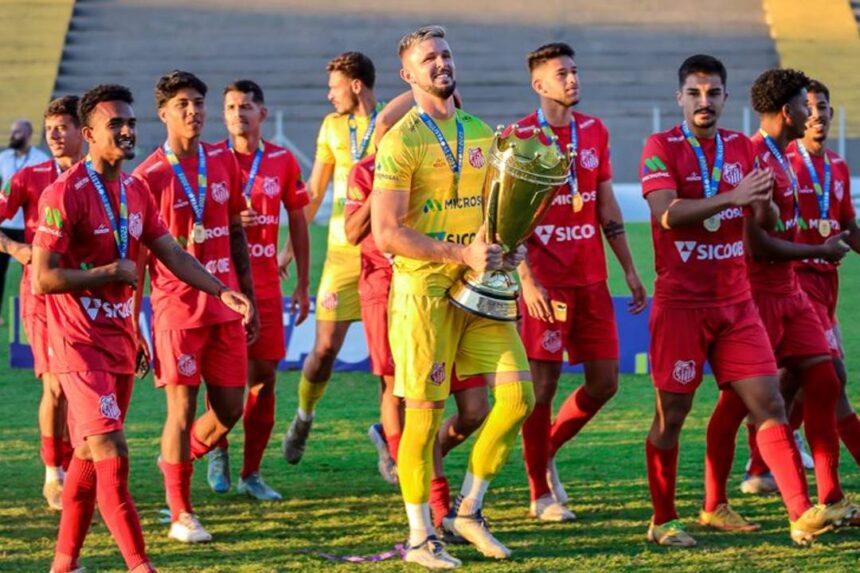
[111,259,138,288]
[278,241,294,280]
[240,207,258,228]
[290,283,311,325]
[11,243,32,265]
[820,231,851,263]
[729,169,773,207]
[220,288,255,323]
[502,244,527,271]
[522,277,553,323]
[462,224,503,272]
[625,270,648,314]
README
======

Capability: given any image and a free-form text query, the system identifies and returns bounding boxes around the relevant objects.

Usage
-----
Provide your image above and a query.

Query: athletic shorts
[753,289,832,365]
[59,370,133,448]
[315,249,362,322]
[23,312,50,379]
[389,290,529,402]
[361,299,395,377]
[519,281,619,365]
[649,299,777,394]
[154,320,248,388]
[248,296,286,362]
[797,271,841,357]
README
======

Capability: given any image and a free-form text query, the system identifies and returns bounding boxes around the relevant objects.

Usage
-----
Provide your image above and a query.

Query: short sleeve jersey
[374,107,493,297]
[133,143,246,331]
[32,162,169,373]
[517,110,613,288]
[217,140,309,299]
[640,126,757,308]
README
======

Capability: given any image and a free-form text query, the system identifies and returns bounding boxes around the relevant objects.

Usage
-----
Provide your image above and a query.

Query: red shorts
[797,270,838,322]
[59,371,133,448]
[753,290,832,365]
[649,299,777,394]
[451,370,486,393]
[154,320,248,388]
[361,299,395,377]
[23,312,50,378]
[519,281,619,365]
[248,296,286,362]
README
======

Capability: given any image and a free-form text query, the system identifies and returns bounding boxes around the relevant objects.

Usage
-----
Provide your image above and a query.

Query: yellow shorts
[388,290,529,402]
[316,248,362,322]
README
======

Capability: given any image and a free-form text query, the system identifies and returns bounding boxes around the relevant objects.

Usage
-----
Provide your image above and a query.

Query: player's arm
[287,206,310,324]
[31,247,135,294]
[305,160,335,223]
[228,213,260,341]
[743,217,849,263]
[597,180,647,314]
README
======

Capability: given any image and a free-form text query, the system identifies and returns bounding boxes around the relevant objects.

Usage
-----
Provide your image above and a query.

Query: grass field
[1,222,859,572]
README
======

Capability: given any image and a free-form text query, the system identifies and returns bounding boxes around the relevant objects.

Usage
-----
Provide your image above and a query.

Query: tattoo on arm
[229,221,255,299]
[603,220,626,239]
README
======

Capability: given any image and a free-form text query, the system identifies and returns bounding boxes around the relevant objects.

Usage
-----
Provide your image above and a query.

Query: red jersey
[216,140,309,299]
[32,162,169,373]
[133,143,245,331]
[747,132,800,295]
[786,142,855,273]
[0,159,59,318]
[344,155,392,302]
[517,111,613,288]
[640,126,756,308]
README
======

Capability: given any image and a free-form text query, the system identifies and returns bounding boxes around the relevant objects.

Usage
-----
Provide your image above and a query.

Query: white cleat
[368,423,398,485]
[168,512,212,543]
[403,535,461,570]
[794,430,815,470]
[529,494,576,522]
[739,472,778,495]
[442,507,511,559]
[546,457,570,506]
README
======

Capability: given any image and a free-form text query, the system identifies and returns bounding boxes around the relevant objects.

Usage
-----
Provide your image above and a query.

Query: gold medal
[819,219,831,237]
[192,223,206,244]
[572,192,584,213]
[704,215,721,232]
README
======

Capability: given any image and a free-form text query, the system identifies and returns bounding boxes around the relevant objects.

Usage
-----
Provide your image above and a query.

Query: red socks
[646,439,679,525]
[94,457,148,571]
[161,460,194,521]
[838,412,860,466]
[704,389,747,512]
[522,403,552,501]
[429,476,451,528]
[189,422,216,461]
[746,423,769,477]
[52,457,97,572]
[549,386,607,458]
[241,391,276,479]
[800,361,842,504]
[756,424,811,520]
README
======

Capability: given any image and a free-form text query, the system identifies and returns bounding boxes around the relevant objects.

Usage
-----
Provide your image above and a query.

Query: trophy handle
[485,180,500,245]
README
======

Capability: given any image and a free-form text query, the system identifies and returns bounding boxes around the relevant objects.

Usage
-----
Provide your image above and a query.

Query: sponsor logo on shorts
[429,361,446,385]
[579,148,599,171]
[99,393,122,420]
[177,354,198,377]
[834,180,844,202]
[723,162,743,186]
[672,360,696,385]
[129,212,143,239]
[80,296,134,321]
[320,292,339,310]
[552,190,596,206]
[249,243,277,258]
[542,330,562,353]
[204,257,231,274]
[534,224,596,245]
[210,181,230,204]
[674,240,744,263]
[262,176,280,198]
[468,147,485,169]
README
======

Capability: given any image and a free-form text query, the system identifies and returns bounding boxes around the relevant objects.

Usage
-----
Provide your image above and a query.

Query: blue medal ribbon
[536,108,579,197]
[416,107,463,193]
[163,143,207,224]
[760,130,801,228]
[681,121,723,198]
[349,109,378,162]
[84,157,128,258]
[227,138,265,199]
[797,142,831,224]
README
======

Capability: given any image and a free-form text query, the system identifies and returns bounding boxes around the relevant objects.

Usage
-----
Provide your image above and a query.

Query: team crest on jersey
[834,180,845,202]
[262,176,280,198]
[542,330,562,354]
[320,292,339,311]
[177,354,198,377]
[128,212,143,239]
[723,162,743,186]
[99,393,122,420]
[579,148,599,171]
[211,181,230,204]
[468,147,485,169]
[429,362,446,385]
[672,360,696,385]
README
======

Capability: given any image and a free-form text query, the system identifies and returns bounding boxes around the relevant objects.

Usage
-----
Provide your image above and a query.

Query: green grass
[1,222,859,572]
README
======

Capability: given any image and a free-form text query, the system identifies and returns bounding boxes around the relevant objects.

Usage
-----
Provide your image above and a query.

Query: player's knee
[495,380,535,424]
[751,392,787,425]
[458,406,489,434]
[43,375,64,402]
[312,337,341,363]
[590,377,619,402]
[220,401,245,428]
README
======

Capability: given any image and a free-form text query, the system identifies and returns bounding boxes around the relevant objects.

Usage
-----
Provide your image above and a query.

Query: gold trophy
[448,125,573,321]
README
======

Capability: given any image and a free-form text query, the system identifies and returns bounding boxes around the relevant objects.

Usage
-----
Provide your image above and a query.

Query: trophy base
[447,270,520,321]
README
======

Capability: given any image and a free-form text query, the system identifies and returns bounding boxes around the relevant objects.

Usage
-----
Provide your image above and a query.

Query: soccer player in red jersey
[705,69,859,530]
[0,95,83,510]
[133,71,260,543]
[32,83,251,573]
[203,79,311,500]
[514,42,647,521]
[640,55,845,547]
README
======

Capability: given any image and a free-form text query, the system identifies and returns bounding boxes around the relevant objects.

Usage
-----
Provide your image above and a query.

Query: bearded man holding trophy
[372,25,573,571]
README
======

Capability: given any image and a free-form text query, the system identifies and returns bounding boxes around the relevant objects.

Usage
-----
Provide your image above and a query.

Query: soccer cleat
[698,503,761,532]
[237,473,283,501]
[282,414,313,465]
[442,503,511,559]
[820,498,860,528]
[790,505,835,546]
[207,447,231,494]
[168,511,212,543]
[546,457,570,506]
[647,519,697,547]
[739,471,778,495]
[368,423,398,485]
[403,535,461,570]
[43,479,63,511]
[794,430,815,470]
[529,494,576,522]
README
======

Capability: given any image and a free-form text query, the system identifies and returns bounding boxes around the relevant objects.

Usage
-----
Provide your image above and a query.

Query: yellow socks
[399,407,444,546]
[297,375,328,419]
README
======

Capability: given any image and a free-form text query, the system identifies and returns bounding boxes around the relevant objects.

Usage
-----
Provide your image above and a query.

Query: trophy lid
[489,124,573,184]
